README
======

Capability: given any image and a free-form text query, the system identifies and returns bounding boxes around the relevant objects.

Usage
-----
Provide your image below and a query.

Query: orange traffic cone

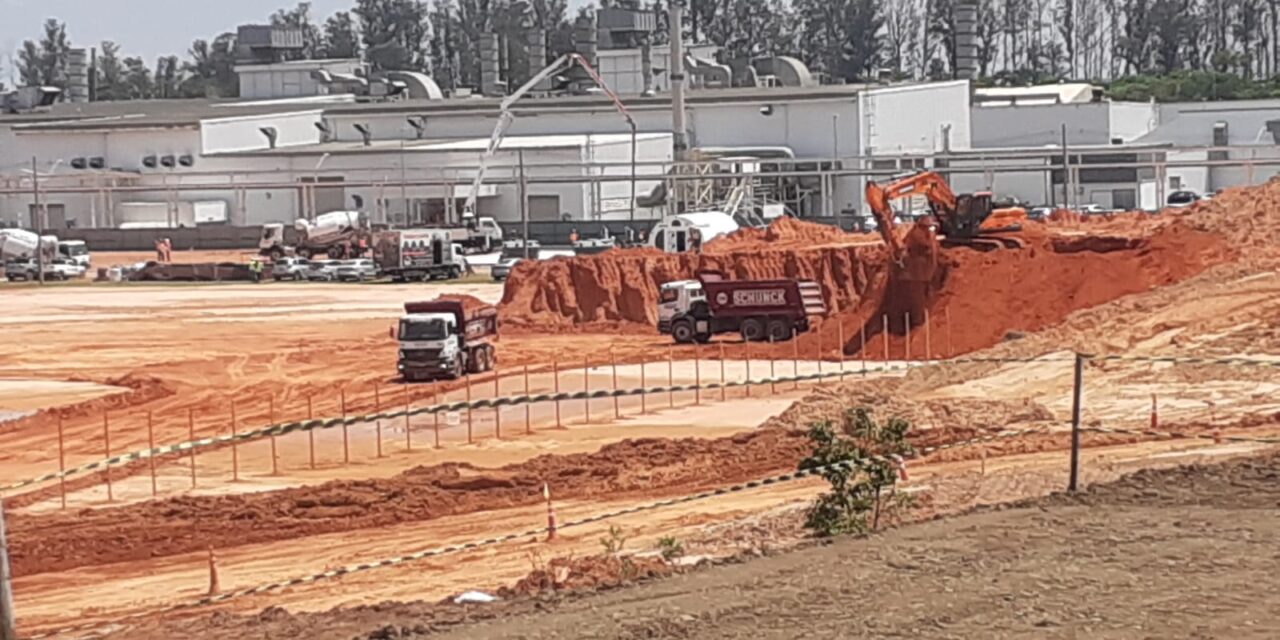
[207,546,221,596]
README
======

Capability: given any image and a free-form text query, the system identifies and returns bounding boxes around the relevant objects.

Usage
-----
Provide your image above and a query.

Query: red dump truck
[396,299,498,381]
[656,270,827,343]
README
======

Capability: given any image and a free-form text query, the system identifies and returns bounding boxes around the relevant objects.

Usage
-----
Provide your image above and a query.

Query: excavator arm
[865,171,957,260]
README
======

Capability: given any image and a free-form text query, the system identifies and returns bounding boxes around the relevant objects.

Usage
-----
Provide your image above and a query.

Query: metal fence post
[0,497,16,640]
[1069,353,1085,492]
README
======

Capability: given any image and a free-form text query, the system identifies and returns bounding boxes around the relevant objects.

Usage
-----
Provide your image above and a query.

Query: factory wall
[201,111,324,154]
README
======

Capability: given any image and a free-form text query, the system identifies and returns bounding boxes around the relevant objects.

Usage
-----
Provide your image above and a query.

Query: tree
[885,0,923,76]
[122,56,154,99]
[795,0,881,81]
[272,2,323,59]
[322,11,363,59]
[180,33,239,98]
[355,0,432,71]
[801,409,914,537]
[154,56,182,99]
[17,19,71,88]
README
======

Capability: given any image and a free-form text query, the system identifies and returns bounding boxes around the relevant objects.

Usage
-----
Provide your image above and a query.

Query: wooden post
[374,383,383,459]
[882,314,890,363]
[745,339,752,398]
[769,334,777,395]
[640,356,648,414]
[924,309,933,362]
[667,346,674,408]
[0,497,16,640]
[838,317,846,382]
[491,366,501,440]
[904,312,911,365]
[1069,353,1085,492]
[816,327,823,381]
[946,306,953,357]
[719,342,727,402]
[494,363,502,440]
[268,395,279,475]
[860,321,867,376]
[103,412,113,502]
[406,387,415,452]
[340,388,350,464]
[308,395,316,470]
[188,408,197,488]
[611,349,620,419]
[57,414,67,509]
[694,343,701,406]
[466,373,474,444]
[432,388,441,449]
[553,357,562,429]
[523,364,531,434]
[792,328,800,390]
[230,400,239,482]
[583,358,591,425]
[147,410,157,498]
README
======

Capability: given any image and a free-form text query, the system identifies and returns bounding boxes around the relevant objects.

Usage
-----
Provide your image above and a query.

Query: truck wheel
[328,246,344,259]
[449,266,461,280]
[268,246,285,261]
[767,319,791,342]
[740,318,766,342]
[298,248,314,260]
[483,346,496,372]
[671,319,697,344]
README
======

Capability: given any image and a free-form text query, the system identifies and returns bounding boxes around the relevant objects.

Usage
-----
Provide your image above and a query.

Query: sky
[0,0,593,84]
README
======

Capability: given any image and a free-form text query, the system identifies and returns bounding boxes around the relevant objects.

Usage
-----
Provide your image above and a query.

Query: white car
[5,258,84,281]
[305,260,343,282]
[1077,204,1110,215]
[271,257,312,281]
[335,259,379,282]
[1166,190,1201,208]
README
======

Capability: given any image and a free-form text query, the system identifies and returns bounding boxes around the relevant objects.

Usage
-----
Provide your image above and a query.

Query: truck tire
[449,266,462,280]
[767,319,791,342]
[671,318,697,344]
[299,248,314,260]
[268,246,285,261]
[328,246,345,259]
[484,345,496,372]
[740,318,766,342]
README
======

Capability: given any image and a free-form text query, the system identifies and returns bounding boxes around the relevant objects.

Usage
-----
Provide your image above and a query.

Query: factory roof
[0,96,350,130]
[211,132,672,157]
[0,82,902,132]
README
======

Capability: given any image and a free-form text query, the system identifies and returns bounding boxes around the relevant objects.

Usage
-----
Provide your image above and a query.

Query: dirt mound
[7,429,812,577]
[0,374,176,437]
[499,241,892,330]
[706,216,856,252]
[500,554,675,597]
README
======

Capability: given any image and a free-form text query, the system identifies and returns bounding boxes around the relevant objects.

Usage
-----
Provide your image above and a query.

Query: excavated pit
[500,213,1233,359]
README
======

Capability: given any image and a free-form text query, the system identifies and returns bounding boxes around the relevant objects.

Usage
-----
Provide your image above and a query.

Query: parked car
[1077,203,1110,215]
[4,257,84,282]
[491,256,522,282]
[336,259,379,282]
[1027,206,1053,221]
[305,259,343,282]
[271,257,312,281]
[1166,190,1201,208]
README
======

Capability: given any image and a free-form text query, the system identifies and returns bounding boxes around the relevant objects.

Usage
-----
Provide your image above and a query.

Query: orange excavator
[865,171,1027,261]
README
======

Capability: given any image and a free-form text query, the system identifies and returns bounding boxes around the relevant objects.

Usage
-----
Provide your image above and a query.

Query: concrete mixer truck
[259,211,372,260]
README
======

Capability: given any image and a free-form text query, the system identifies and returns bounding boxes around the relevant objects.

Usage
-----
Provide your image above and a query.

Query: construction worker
[154,237,166,263]
[569,228,580,244]
[249,258,263,283]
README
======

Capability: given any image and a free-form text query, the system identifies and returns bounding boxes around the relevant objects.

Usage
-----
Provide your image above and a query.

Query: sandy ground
[3,211,1280,639]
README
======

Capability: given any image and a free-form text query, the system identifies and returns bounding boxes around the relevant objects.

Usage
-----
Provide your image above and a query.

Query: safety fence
[1,352,1082,499]
[5,350,1280,639]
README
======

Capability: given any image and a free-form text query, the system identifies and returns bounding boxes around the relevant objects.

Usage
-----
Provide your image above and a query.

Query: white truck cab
[657,280,706,333]
[57,240,91,267]
[398,313,462,378]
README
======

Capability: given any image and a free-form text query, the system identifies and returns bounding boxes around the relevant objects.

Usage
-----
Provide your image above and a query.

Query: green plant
[800,408,914,537]
[656,536,685,561]
[599,525,628,555]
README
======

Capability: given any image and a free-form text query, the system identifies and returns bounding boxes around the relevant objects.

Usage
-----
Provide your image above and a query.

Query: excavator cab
[947,192,994,239]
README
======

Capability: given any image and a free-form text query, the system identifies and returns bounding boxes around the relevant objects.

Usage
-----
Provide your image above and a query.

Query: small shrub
[800,408,914,537]
[656,536,685,561]
[600,525,628,555]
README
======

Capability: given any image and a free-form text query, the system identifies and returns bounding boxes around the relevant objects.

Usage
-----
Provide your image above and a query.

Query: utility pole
[0,497,16,640]
[1060,124,1072,211]
[670,3,689,165]
[518,148,530,259]
[31,157,44,286]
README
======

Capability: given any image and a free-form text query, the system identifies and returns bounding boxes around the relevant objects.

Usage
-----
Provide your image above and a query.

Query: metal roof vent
[353,123,372,146]
[259,127,279,149]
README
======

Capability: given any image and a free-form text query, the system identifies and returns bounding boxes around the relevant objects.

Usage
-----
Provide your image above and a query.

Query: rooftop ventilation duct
[353,123,373,146]
[384,72,444,100]
[314,120,333,142]
[406,116,428,139]
[259,126,279,149]
[1266,120,1280,144]
[1,86,62,114]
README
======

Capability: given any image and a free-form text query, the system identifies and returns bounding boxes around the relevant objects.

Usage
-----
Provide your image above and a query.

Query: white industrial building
[0,80,973,230]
